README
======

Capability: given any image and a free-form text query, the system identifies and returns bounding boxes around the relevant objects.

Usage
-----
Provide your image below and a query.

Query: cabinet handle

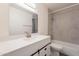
[45,54,47,56]
[44,48,47,51]
[38,50,40,54]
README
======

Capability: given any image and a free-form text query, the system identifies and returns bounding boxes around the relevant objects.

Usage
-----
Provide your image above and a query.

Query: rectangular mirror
[9,3,38,35]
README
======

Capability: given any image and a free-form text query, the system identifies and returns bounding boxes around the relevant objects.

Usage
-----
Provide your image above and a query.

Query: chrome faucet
[25,31,31,38]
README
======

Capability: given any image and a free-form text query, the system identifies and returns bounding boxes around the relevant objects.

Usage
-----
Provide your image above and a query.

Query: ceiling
[45,3,76,12]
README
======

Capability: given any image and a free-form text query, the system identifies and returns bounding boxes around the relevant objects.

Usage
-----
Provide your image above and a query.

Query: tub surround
[51,40,79,56]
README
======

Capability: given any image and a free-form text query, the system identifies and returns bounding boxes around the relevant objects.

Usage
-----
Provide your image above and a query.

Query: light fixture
[16,3,37,14]
[24,3,36,9]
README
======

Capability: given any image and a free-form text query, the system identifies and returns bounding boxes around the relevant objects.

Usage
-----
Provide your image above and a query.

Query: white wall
[9,5,33,35]
[0,4,9,38]
[36,4,48,35]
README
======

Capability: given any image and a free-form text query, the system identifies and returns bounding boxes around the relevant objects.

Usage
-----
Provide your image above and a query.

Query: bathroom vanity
[0,34,51,56]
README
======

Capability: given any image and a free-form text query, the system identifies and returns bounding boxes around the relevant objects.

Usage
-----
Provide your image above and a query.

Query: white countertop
[0,33,50,55]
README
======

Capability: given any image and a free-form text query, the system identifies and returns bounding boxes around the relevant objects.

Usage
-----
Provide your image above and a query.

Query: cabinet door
[39,44,50,56]
[45,45,50,56]
[39,48,46,56]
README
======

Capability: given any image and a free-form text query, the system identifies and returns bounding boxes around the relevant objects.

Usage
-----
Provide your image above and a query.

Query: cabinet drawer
[38,38,50,50]
[39,44,50,56]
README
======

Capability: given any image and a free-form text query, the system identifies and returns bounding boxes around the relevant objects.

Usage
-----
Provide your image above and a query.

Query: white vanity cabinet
[0,34,51,56]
